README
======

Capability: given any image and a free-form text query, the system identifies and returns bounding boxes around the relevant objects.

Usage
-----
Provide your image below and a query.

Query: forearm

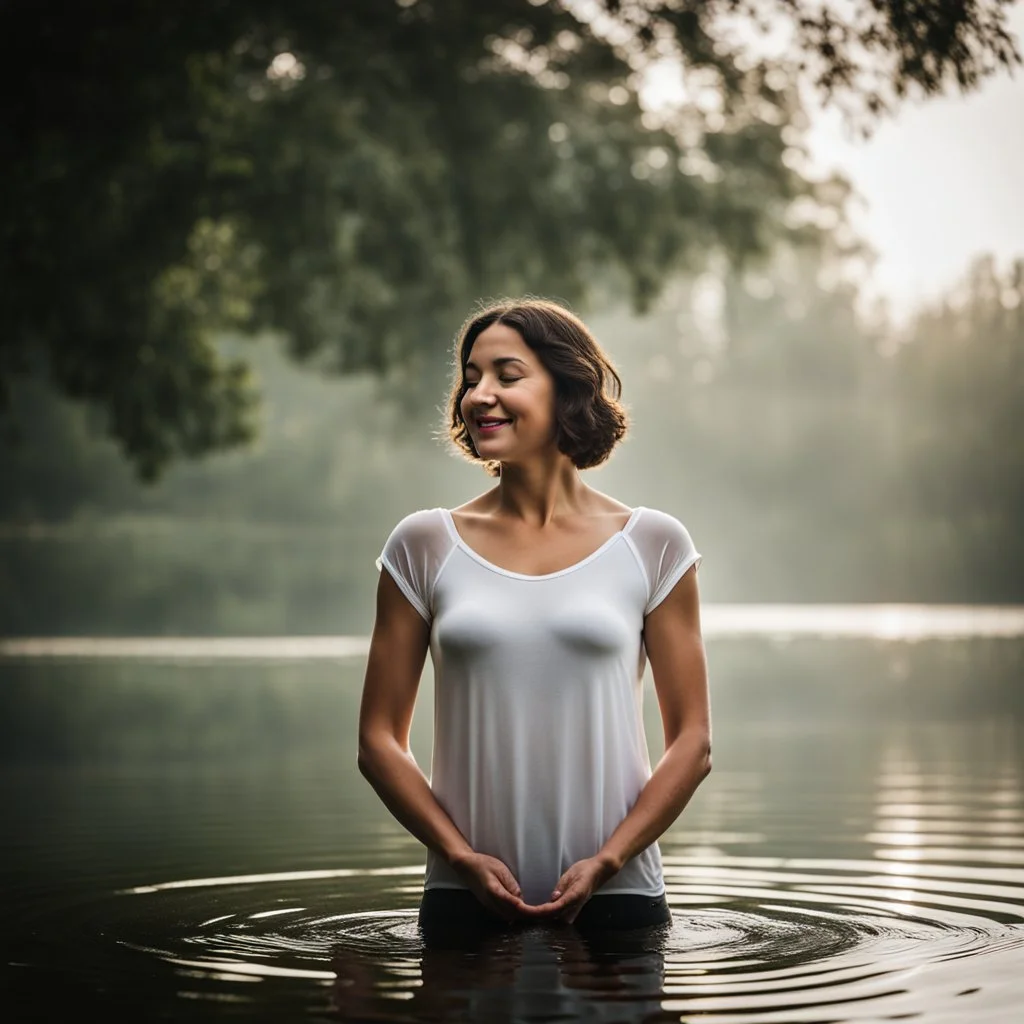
[597,728,712,873]
[357,736,472,867]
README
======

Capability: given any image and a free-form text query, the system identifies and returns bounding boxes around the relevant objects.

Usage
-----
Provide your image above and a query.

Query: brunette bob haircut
[445,298,629,477]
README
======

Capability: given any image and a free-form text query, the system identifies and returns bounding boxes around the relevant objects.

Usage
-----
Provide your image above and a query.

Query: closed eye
[464,377,521,387]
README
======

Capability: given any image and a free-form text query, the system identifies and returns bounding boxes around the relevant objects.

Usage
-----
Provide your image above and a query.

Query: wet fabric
[376,505,702,906]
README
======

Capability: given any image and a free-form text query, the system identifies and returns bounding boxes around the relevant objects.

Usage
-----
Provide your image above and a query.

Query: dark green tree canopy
[2,0,1018,477]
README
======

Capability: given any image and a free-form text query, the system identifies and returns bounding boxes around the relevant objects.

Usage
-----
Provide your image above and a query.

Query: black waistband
[418,887,670,947]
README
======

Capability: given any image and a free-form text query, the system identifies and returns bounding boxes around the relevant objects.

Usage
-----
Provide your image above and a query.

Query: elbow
[697,735,712,779]
[357,734,383,781]
[668,729,711,782]
[357,731,403,782]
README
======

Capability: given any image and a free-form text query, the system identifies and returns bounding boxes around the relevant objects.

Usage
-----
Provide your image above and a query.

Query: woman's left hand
[535,855,619,924]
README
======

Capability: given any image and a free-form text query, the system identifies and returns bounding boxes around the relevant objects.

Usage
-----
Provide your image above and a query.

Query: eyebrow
[464,357,527,371]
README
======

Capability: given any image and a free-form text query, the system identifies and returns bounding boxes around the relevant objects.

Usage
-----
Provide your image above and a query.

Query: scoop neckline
[439,505,644,581]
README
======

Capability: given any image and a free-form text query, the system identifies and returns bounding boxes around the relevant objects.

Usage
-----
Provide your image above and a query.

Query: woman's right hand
[450,851,530,923]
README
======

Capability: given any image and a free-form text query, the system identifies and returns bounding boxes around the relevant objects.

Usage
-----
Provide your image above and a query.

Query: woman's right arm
[357,567,535,921]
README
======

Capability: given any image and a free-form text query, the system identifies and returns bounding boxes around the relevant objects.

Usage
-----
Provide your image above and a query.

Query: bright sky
[635,3,1024,328]
[800,5,1024,326]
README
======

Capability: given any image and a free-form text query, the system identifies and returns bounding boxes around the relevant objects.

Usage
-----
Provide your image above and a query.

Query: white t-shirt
[375,505,702,906]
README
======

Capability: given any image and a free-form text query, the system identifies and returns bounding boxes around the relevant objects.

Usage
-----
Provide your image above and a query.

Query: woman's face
[460,323,558,465]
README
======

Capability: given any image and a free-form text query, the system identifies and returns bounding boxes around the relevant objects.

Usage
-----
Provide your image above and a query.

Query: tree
[2,0,1019,478]
[890,254,1024,598]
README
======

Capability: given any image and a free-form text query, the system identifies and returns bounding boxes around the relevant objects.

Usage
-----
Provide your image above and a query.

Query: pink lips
[477,419,510,433]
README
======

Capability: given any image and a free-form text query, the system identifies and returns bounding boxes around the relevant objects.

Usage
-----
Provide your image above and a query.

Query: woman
[357,298,711,939]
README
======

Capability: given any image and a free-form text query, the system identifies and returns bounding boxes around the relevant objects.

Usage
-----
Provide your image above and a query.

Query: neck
[488,456,590,527]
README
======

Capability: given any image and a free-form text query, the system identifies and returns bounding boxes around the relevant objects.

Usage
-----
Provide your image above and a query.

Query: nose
[466,376,499,408]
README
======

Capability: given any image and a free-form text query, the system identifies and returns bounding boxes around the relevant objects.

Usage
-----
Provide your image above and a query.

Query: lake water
[2,607,1023,1022]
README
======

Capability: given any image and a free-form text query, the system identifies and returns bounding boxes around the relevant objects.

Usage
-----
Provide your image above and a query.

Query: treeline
[1,248,1020,635]
[617,250,1023,605]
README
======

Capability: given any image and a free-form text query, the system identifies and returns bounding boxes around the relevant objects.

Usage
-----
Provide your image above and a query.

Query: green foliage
[2,0,1018,477]
[1,249,1022,629]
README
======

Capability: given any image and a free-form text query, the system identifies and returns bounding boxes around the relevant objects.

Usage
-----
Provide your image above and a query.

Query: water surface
[1,617,1022,1021]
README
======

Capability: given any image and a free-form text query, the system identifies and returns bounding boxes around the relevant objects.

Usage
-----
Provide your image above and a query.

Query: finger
[553,880,583,903]
[495,887,542,924]
[555,894,587,923]
[492,863,521,896]
[524,895,571,916]
[486,891,523,923]
[515,900,557,917]
[550,874,573,900]
[489,882,521,907]
[551,883,590,915]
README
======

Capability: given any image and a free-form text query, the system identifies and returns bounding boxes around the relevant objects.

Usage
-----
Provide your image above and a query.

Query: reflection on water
[1,628,1022,1021]
[2,603,1023,662]
[105,847,1024,1022]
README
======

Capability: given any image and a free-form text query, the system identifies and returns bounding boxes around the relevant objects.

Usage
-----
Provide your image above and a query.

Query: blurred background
[1,0,1021,637]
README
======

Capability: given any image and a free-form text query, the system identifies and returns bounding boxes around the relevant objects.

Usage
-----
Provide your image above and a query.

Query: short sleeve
[628,508,702,616]
[375,509,454,624]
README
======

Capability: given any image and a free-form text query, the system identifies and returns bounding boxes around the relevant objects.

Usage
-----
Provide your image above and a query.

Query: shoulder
[386,507,447,539]
[583,487,633,518]
[631,506,695,546]
[376,509,456,614]
[450,485,501,517]
[629,508,702,614]
[379,508,451,558]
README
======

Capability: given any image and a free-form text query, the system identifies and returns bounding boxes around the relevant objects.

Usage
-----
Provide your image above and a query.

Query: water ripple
[91,853,1024,1022]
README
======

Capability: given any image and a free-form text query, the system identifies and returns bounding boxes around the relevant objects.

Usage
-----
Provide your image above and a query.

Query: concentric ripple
[98,853,1024,1022]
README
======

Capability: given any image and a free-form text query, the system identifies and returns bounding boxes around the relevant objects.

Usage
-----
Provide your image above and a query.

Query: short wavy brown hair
[445,297,629,477]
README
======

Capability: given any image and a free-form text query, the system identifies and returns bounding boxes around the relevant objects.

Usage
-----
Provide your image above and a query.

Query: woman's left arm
[539,565,711,920]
